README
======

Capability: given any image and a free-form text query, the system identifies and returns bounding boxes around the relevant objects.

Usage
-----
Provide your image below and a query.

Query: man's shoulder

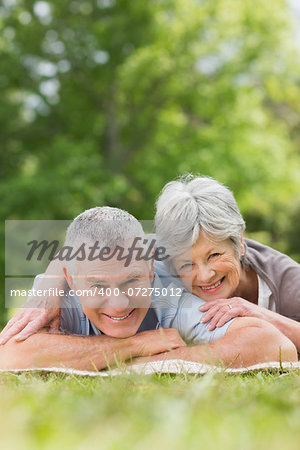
[60,295,87,335]
[152,274,233,344]
[173,292,234,344]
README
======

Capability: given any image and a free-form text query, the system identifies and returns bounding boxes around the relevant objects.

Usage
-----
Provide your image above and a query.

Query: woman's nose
[194,263,215,284]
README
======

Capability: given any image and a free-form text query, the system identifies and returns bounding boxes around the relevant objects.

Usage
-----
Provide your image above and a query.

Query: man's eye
[127,278,138,284]
[122,278,139,287]
[91,284,105,289]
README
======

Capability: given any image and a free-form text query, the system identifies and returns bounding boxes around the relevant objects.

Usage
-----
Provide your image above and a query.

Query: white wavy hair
[155,174,246,261]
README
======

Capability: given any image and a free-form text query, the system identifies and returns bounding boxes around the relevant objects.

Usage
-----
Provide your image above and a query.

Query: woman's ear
[63,266,74,290]
[240,234,245,257]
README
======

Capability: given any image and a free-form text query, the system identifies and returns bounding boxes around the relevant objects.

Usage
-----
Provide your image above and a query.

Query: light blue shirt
[58,261,234,344]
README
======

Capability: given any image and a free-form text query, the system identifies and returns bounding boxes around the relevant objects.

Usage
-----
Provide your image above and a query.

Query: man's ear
[149,251,155,283]
[63,266,74,290]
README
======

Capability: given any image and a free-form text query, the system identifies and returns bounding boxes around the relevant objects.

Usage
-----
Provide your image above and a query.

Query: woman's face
[173,232,243,301]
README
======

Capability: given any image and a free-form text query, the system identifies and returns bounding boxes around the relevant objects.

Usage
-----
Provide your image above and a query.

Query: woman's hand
[199,297,267,331]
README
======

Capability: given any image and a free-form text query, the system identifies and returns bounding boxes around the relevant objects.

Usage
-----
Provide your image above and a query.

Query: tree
[1,0,300,322]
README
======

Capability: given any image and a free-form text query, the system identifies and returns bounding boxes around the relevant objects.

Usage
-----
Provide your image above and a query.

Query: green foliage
[1,0,300,321]
[0,372,300,449]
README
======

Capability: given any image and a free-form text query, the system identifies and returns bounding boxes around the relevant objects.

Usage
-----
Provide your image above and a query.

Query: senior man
[0,207,297,370]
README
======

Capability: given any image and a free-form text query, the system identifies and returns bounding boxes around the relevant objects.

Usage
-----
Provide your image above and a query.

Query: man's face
[66,253,153,338]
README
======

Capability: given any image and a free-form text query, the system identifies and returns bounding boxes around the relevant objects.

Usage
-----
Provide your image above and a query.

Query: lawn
[0,371,300,450]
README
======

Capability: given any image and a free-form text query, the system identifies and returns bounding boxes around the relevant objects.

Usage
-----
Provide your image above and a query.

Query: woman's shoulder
[245,238,300,319]
[245,238,299,269]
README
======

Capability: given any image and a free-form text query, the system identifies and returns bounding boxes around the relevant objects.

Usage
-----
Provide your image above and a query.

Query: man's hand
[199,297,267,331]
[0,326,187,371]
[0,305,61,345]
[133,328,186,357]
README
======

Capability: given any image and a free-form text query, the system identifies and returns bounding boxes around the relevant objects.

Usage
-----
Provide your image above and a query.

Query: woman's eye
[209,253,220,259]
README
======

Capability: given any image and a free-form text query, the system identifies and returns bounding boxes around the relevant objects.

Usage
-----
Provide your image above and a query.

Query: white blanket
[1,360,300,377]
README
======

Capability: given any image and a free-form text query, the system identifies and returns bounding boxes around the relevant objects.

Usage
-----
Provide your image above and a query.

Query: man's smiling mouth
[103,309,135,321]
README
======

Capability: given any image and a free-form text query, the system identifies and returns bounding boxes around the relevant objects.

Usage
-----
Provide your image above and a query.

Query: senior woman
[155,175,300,352]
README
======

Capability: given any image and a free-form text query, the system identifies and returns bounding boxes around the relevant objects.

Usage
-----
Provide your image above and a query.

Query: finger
[0,319,17,340]
[208,306,235,330]
[215,309,241,328]
[14,312,50,341]
[208,311,226,330]
[0,315,29,342]
[0,310,26,337]
[199,303,211,311]
[199,301,219,311]
[201,305,223,323]
[199,300,231,314]
[14,317,47,341]
[199,298,229,311]
[6,308,61,342]
[0,318,30,345]
[0,308,44,342]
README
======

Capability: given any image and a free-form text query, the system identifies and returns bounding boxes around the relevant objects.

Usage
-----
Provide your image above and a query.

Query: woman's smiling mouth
[198,276,225,292]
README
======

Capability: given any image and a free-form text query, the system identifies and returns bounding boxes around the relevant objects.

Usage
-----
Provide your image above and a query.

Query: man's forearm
[0,327,184,371]
[0,332,146,371]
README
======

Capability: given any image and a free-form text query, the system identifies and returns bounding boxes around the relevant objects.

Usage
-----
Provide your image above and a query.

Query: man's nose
[106,291,130,309]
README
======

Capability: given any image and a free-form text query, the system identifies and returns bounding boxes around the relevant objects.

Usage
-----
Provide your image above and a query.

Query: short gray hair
[155,174,246,260]
[65,206,146,273]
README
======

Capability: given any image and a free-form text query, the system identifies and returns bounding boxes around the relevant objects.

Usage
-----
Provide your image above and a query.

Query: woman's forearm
[200,297,300,352]
[133,317,297,368]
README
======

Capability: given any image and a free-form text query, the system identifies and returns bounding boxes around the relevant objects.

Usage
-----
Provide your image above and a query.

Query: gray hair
[155,174,246,261]
[64,206,146,273]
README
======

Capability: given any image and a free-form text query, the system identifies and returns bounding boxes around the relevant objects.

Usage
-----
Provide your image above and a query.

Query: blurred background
[1,0,300,325]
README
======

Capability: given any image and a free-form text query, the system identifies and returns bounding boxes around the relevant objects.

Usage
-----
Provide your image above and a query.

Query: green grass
[0,371,300,450]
